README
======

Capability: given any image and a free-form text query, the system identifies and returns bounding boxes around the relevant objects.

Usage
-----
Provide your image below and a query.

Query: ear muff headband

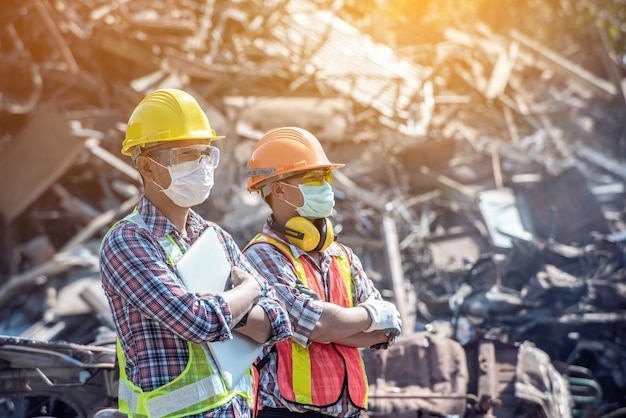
[268,215,305,240]
[268,216,335,252]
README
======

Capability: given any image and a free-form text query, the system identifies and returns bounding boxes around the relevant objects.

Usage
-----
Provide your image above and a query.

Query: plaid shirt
[244,224,381,417]
[100,196,291,418]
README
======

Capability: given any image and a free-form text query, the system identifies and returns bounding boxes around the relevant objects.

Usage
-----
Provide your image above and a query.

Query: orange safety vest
[249,234,368,410]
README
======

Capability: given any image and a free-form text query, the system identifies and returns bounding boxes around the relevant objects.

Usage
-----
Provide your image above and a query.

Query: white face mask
[151,157,214,207]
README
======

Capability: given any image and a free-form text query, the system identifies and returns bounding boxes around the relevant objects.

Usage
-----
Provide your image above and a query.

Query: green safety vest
[105,210,253,417]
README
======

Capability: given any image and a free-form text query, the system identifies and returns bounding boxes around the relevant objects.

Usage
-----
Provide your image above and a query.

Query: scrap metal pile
[1,0,625,417]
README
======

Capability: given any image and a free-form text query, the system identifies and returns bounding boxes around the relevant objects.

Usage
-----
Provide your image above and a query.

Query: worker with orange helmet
[100,89,290,417]
[244,127,402,417]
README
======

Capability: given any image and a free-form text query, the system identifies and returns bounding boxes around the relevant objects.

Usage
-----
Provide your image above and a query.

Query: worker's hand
[227,266,261,294]
[228,266,252,287]
[369,334,397,350]
[295,281,321,301]
[359,295,402,336]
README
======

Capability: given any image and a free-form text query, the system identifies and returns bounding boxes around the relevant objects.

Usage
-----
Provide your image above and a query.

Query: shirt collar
[136,196,207,239]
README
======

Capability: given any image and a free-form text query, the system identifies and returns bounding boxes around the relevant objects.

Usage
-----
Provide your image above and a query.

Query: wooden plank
[225,96,351,142]
[59,194,139,253]
[502,106,519,144]
[510,29,617,98]
[332,170,388,211]
[485,40,519,99]
[52,184,101,221]
[382,213,411,331]
[0,109,84,221]
[576,144,626,181]
[418,166,477,204]
[94,30,160,67]
[33,0,79,75]
[593,23,626,107]
[85,138,142,183]
[538,114,575,162]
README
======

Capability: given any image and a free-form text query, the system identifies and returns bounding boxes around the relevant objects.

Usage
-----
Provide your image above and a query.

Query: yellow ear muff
[285,217,320,252]
[284,217,335,252]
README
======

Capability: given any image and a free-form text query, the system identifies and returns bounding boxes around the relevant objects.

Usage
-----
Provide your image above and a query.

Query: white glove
[359,295,402,336]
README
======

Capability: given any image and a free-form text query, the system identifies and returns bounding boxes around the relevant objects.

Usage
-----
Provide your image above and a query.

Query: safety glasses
[147,144,220,168]
[287,169,333,186]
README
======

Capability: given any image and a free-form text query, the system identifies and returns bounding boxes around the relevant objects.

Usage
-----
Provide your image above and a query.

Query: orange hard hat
[246,127,344,196]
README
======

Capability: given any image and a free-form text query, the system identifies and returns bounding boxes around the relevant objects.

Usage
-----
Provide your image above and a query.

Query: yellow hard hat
[121,89,224,157]
[247,127,344,196]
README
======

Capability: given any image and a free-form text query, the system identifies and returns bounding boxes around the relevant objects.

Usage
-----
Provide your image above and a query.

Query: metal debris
[1,0,625,416]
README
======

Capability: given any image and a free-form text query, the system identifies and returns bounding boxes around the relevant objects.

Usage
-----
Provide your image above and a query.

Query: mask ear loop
[276,182,305,212]
[146,157,171,192]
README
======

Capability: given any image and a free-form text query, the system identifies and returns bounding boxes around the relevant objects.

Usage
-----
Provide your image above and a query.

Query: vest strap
[125,210,184,266]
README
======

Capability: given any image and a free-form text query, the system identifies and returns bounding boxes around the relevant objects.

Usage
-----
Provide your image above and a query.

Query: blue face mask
[282,181,335,219]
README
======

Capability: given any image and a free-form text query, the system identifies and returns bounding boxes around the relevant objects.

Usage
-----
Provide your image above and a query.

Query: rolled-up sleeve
[255,297,292,344]
[244,242,322,347]
[217,227,292,344]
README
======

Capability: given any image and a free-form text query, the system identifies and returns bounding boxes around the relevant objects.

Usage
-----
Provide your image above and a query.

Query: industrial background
[1,0,625,417]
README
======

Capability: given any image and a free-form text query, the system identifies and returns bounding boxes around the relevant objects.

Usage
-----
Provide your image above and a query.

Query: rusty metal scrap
[362,332,469,417]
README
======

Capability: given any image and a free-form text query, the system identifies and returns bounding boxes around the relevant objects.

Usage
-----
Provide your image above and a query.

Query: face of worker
[136,139,217,207]
[270,169,335,219]
[143,139,219,183]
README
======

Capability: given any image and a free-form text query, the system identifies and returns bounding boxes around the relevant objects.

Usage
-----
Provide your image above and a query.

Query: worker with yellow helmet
[100,89,291,417]
[244,127,402,417]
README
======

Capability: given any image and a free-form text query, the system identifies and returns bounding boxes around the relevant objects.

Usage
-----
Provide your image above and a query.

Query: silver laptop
[176,227,264,389]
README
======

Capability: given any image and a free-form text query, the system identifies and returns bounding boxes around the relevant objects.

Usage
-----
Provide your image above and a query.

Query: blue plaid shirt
[100,196,291,417]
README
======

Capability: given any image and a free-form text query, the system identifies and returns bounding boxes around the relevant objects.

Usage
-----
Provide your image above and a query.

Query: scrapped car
[0,336,117,418]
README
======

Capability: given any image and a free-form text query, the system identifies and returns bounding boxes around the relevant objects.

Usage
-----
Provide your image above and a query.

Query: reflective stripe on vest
[105,209,252,417]
[248,234,368,409]
[116,340,241,417]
